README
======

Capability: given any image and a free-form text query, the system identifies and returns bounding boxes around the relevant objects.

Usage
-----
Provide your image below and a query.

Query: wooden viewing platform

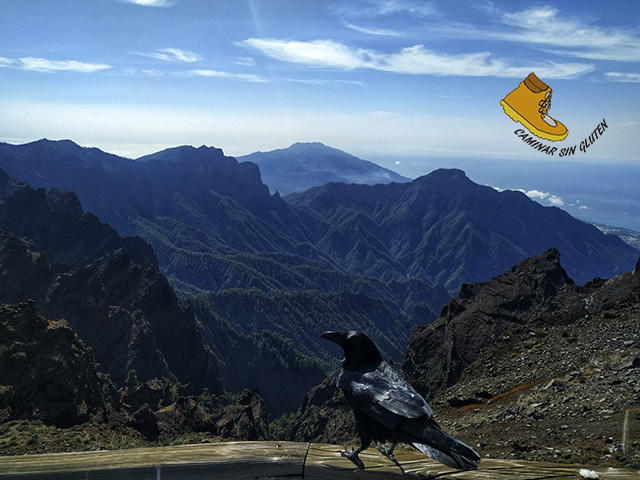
[0,442,637,479]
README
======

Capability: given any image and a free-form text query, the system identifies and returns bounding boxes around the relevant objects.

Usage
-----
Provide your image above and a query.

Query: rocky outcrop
[0,302,105,427]
[430,256,640,466]
[0,169,156,272]
[403,248,575,400]
[273,250,640,467]
[122,381,270,442]
[0,173,222,394]
[270,378,356,444]
[213,389,270,441]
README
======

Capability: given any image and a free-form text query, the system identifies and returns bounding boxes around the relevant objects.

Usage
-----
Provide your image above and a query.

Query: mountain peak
[136,145,196,161]
[30,138,83,152]
[404,247,575,399]
[239,142,409,194]
[136,144,225,162]
[422,168,469,182]
[287,141,335,151]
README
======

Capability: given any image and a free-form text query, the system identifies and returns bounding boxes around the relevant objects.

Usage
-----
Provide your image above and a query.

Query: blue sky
[1,0,639,168]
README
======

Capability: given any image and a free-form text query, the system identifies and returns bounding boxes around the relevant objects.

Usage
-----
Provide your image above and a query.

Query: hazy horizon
[3,136,639,233]
[1,0,639,163]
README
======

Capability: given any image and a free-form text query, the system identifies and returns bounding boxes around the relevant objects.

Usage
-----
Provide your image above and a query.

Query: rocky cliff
[403,248,575,400]
[0,301,105,427]
[0,171,222,393]
[427,255,640,466]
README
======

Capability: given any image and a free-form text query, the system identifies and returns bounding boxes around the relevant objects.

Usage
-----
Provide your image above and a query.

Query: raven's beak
[321,331,346,346]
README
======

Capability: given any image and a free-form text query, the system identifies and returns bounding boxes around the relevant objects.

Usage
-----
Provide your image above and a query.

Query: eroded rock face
[403,248,575,400]
[271,378,357,445]
[138,385,271,441]
[430,260,640,467]
[0,175,223,394]
[0,302,105,427]
[214,389,270,441]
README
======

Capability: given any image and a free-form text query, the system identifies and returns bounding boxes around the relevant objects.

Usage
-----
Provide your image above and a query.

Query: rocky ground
[0,384,270,456]
[271,253,640,471]
[435,302,640,469]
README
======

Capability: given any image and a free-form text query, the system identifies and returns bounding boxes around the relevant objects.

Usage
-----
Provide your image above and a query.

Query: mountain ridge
[1,138,636,293]
[0,172,221,393]
[0,139,637,415]
[286,168,638,291]
[238,142,410,194]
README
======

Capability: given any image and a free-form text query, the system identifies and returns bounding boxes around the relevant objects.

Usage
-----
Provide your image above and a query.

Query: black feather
[321,330,480,471]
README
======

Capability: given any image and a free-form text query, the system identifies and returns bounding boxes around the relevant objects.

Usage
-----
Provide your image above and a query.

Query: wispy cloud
[186,69,268,83]
[121,0,174,7]
[435,6,640,64]
[499,6,640,62]
[123,68,164,77]
[605,72,640,83]
[336,0,437,19]
[133,48,201,62]
[284,78,364,86]
[243,38,367,70]
[242,38,593,79]
[234,57,256,66]
[341,19,403,37]
[0,56,112,73]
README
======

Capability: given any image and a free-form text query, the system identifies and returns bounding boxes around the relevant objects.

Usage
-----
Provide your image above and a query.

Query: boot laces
[538,90,552,116]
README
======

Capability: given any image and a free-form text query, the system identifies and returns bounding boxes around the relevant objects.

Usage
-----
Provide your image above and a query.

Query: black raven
[321,330,480,473]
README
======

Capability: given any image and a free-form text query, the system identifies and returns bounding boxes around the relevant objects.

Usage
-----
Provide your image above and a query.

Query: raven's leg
[341,436,370,470]
[340,444,366,469]
[340,407,373,469]
[376,442,404,474]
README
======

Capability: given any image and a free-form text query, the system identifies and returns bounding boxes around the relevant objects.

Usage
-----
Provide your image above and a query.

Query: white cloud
[134,48,200,62]
[186,69,268,83]
[524,189,548,200]
[242,38,593,79]
[422,6,640,63]
[235,57,256,66]
[578,205,589,210]
[605,72,640,83]
[0,57,112,73]
[498,6,640,62]
[341,20,403,37]
[508,188,565,207]
[372,0,436,17]
[123,68,164,77]
[337,0,437,19]
[284,78,364,86]
[121,0,174,6]
[242,38,365,70]
[547,195,565,207]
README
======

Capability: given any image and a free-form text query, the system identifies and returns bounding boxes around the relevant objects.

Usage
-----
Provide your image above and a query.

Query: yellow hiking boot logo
[500,72,568,142]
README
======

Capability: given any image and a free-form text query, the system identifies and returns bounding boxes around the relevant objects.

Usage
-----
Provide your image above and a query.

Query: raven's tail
[406,420,480,470]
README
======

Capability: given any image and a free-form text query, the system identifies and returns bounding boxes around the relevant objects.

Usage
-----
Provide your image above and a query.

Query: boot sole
[500,100,568,142]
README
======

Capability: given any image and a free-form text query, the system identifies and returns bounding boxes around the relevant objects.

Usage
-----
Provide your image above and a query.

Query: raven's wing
[339,362,480,471]
[339,361,433,422]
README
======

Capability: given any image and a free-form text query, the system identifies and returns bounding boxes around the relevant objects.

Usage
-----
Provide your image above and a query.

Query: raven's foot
[376,442,404,474]
[340,445,365,470]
